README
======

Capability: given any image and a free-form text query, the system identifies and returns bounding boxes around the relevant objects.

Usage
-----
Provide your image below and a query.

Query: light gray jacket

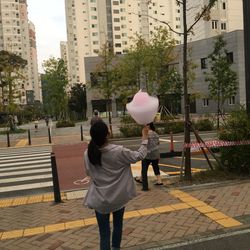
[84,140,148,214]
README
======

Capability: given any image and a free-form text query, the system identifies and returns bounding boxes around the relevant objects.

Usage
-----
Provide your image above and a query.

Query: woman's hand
[142,126,149,140]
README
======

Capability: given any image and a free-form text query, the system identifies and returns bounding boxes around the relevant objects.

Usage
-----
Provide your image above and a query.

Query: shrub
[164,121,184,134]
[120,125,142,137]
[219,108,250,174]
[194,119,214,131]
[56,120,75,128]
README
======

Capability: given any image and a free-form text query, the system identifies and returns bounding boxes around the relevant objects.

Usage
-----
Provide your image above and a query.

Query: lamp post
[243,0,250,114]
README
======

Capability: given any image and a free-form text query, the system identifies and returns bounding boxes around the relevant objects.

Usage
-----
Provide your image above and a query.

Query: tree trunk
[183,0,192,180]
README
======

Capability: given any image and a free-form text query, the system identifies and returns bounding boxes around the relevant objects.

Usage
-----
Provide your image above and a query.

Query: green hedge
[119,115,214,137]
[56,120,75,128]
[219,108,250,174]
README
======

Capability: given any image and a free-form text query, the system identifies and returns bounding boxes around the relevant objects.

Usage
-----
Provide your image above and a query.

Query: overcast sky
[27,0,67,72]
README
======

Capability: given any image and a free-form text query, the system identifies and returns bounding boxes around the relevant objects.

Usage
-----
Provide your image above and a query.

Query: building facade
[84,30,245,117]
[186,0,243,42]
[0,0,41,105]
[65,0,182,86]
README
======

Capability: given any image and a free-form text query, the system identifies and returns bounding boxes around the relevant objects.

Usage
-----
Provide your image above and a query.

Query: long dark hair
[88,121,109,166]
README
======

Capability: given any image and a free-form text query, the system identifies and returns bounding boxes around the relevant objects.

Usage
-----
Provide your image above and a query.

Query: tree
[91,42,118,136]
[139,0,218,180]
[68,83,87,120]
[205,35,238,129]
[42,57,69,120]
[0,50,27,114]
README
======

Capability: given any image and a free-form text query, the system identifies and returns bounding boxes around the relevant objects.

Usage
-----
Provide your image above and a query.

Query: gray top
[84,140,148,214]
[146,130,160,160]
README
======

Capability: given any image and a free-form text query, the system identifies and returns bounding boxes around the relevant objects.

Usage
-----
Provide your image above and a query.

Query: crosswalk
[0,146,53,199]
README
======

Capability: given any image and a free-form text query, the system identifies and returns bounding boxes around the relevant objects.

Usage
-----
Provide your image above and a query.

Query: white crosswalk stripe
[0,146,53,198]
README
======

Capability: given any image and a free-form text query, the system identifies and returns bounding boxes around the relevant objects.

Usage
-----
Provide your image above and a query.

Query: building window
[202,98,209,107]
[92,32,98,36]
[201,58,208,69]
[222,2,226,9]
[91,15,97,19]
[115,35,121,39]
[212,20,218,29]
[93,41,99,45]
[227,52,234,64]
[228,96,235,105]
[121,16,126,20]
[115,43,121,47]
[113,1,119,5]
[114,18,120,22]
[93,49,99,54]
[92,24,97,28]
[91,7,97,11]
[221,22,226,30]
[114,26,120,31]
[90,0,96,2]
[113,9,119,14]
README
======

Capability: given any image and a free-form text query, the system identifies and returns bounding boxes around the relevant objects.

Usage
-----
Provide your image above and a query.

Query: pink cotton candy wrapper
[126,91,159,125]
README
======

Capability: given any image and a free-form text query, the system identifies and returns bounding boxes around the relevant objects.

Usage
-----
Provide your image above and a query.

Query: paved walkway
[0,179,250,249]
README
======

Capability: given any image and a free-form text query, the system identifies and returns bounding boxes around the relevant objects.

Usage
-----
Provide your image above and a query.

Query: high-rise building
[29,21,42,103]
[186,0,243,42]
[65,0,182,85]
[0,0,41,105]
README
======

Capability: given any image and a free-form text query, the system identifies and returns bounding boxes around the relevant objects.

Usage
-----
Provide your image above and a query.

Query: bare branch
[187,2,216,33]
[131,12,184,36]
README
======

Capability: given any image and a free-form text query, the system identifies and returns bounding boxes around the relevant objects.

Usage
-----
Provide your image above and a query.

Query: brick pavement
[0,180,249,250]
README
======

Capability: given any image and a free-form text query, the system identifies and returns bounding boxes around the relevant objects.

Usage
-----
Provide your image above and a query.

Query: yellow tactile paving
[138,208,158,216]
[84,217,97,226]
[27,196,43,204]
[169,189,242,229]
[0,199,12,208]
[171,202,191,210]
[186,200,207,208]
[154,205,174,213]
[1,230,23,240]
[205,211,229,221]
[23,227,44,236]
[123,210,141,219]
[195,205,218,213]
[216,218,242,228]
[45,223,65,233]
[15,139,28,147]
[12,197,28,206]
[65,220,85,229]
[0,193,67,208]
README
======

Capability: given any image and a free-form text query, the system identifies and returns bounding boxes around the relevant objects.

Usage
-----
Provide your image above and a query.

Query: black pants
[141,159,160,190]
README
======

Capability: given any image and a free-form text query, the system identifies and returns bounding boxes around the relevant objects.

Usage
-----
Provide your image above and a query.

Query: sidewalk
[0,179,250,249]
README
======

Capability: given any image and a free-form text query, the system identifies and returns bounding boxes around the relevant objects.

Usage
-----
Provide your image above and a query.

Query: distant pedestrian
[84,121,148,250]
[90,110,102,126]
[34,120,38,131]
[45,117,49,126]
[134,122,163,191]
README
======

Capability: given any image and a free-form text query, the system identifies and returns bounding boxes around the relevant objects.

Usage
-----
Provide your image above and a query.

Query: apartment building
[186,0,243,42]
[0,0,41,105]
[29,21,42,103]
[84,30,245,116]
[65,0,182,86]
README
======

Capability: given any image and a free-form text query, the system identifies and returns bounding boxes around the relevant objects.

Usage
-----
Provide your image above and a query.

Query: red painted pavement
[52,143,89,191]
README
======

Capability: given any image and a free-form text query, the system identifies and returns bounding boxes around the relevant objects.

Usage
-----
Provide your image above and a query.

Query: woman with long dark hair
[84,121,148,250]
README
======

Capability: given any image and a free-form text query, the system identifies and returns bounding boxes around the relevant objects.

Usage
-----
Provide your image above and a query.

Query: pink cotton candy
[126,90,159,125]
[133,92,149,106]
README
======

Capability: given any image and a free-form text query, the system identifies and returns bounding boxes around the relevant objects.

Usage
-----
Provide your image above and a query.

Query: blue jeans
[95,207,125,250]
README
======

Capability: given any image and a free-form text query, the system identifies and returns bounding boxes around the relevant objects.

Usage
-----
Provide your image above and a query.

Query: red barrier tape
[184,140,250,149]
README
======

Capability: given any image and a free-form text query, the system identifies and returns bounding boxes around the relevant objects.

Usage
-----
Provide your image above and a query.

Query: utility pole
[243,0,250,114]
